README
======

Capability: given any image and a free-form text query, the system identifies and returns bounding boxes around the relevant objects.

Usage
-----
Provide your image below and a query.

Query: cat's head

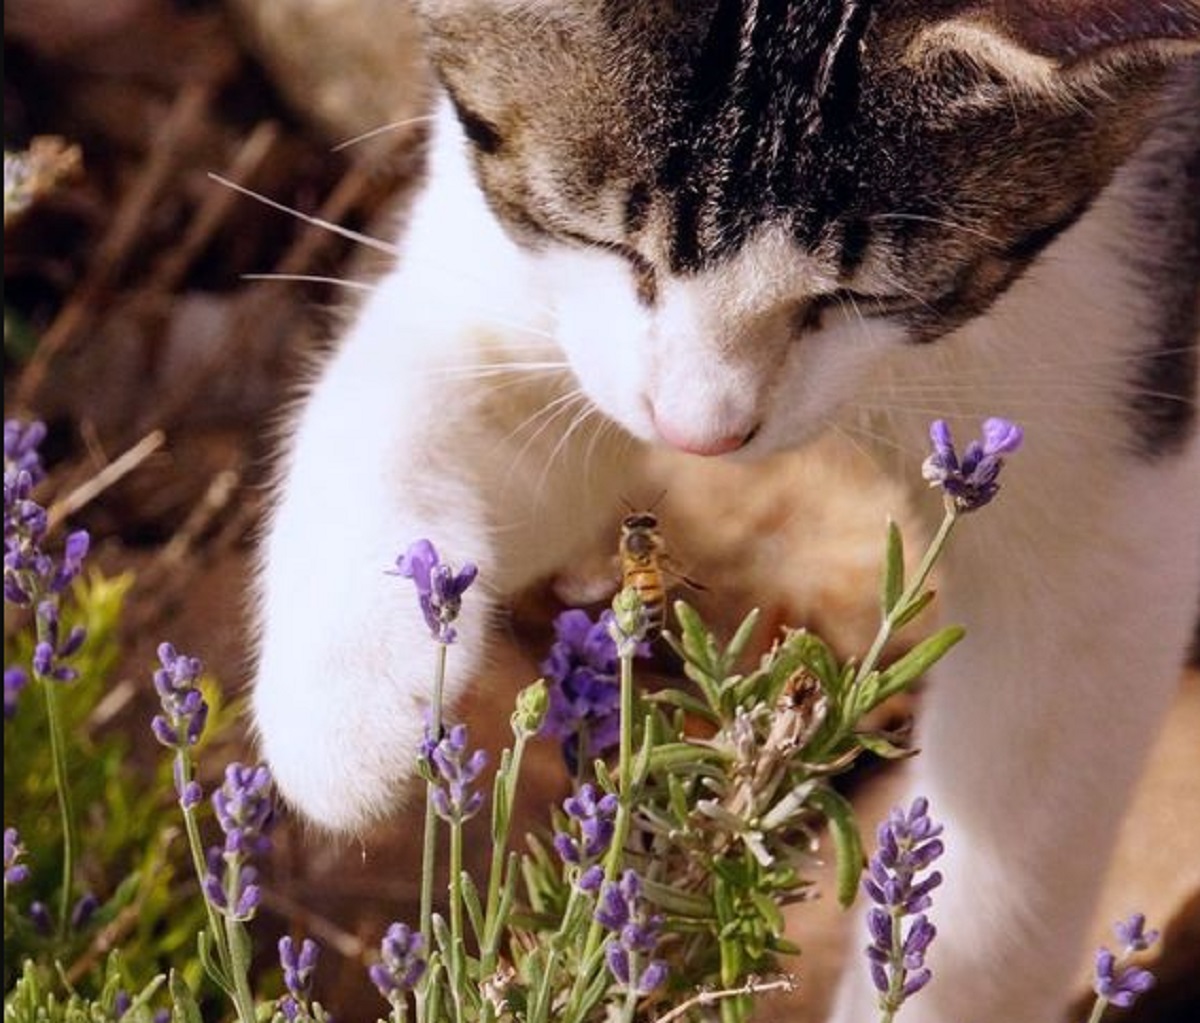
[415,0,1198,455]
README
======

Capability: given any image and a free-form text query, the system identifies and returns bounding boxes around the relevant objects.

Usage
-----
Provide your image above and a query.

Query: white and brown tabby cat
[252,3,1200,1020]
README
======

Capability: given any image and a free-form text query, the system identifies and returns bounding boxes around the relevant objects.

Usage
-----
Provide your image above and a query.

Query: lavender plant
[13,410,1157,1023]
[861,799,943,1022]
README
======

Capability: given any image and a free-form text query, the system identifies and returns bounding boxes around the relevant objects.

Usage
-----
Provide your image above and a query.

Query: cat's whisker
[331,115,436,152]
[877,378,1194,406]
[837,289,888,350]
[869,211,1004,246]
[849,399,1139,447]
[826,420,908,473]
[535,399,599,508]
[208,173,399,255]
[428,361,571,378]
[502,387,588,457]
[242,273,375,291]
[833,416,925,460]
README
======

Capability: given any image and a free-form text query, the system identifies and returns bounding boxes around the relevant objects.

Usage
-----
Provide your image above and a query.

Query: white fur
[253,96,1200,1020]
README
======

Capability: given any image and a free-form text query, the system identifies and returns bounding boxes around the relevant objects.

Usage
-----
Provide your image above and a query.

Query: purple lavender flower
[4,827,30,886]
[862,797,944,1014]
[369,922,427,999]
[29,899,52,934]
[4,666,28,719]
[31,599,87,682]
[391,537,478,644]
[427,723,488,824]
[595,870,668,996]
[278,935,320,1020]
[202,762,274,920]
[69,891,99,931]
[4,421,48,484]
[921,417,1023,512]
[5,420,90,685]
[212,763,274,856]
[553,783,619,866]
[1092,913,1159,1010]
[540,608,638,773]
[113,990,132,1019]
[150,642,209,754]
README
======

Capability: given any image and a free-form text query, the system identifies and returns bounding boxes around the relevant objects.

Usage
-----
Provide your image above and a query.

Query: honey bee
[618,511,703,638]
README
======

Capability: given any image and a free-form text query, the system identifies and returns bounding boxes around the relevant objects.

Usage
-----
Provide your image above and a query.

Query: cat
[251,3,1200,1021]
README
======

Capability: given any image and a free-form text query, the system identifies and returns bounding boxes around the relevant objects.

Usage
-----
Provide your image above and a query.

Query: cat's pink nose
[651,410,758,456]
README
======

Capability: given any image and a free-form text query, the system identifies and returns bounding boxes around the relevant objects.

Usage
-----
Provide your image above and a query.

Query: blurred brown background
[5,2,1197,1020]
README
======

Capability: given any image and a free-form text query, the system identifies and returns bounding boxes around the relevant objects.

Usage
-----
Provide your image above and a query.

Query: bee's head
[622,512,659,533]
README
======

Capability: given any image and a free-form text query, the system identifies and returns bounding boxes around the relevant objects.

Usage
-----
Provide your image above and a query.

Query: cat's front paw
[251,541,491,833]
[252,635,437,832]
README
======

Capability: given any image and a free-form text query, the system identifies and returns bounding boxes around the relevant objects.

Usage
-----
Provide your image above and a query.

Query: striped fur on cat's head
[415,0,1199,455]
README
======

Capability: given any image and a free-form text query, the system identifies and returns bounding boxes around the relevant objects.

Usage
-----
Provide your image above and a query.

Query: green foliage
[4,572,232,1016]
[4,954,164,1023]
[6,452,968,1023]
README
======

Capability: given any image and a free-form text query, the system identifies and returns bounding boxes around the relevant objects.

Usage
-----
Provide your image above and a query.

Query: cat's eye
[557,230,659,305]
[798,288,918,331]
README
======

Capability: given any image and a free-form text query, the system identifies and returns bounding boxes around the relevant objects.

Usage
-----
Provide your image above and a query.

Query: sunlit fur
[254,5,1199,1021]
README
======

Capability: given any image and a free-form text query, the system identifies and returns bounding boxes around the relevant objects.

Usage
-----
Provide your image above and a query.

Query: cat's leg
[251,248,632,834]
[830,435,1200,1023]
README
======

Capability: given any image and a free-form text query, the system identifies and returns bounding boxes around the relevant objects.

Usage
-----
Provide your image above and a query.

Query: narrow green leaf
[872,625,966,707]
[726,608,762,664]
[882,518,905,613]
[491,749,513,842]
[640,877,715,918]
[856,731,917,760]
[719,933,744,985]
[671,599,723,703]
[488,852,521,949]
[195,930,232,993]
[432,912,454,956]
[168,971,204,1023]
[226,919,254,985]
[647,741,723,774]
[645,688,720,725]
[892,588,937,630]
[461,871,486,945]
[748,889,786,935]
[810,786,865,908]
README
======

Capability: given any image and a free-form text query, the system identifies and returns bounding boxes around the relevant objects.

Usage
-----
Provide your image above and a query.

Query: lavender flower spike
[553,782,619,867]
[595,870,669,996]
[428,722,488,823]
[202,762,274,921]
[921,416,1023,512]
[150,642,209,754]
[540,607,647,772]
[278,935,320,1020]
[1092,913,1159,1010]
[863,797,944,1017]
[369,922,427,999]
[391,537,478,644]
[4,666,28,719]
[4,826,30,886]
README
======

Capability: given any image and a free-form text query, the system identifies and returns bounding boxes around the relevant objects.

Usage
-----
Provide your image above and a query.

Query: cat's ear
[912,0,1199,84]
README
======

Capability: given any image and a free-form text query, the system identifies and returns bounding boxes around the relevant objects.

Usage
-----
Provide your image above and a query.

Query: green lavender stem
[420,641,449,944]
[854,505,958,692]
[478,733,531,1023]
[1085,998,1110,1023]
[417,640,449,1023]
[565,641,638,1021]
[174,752,257,1023]
[448,821,466,1023]
[528,883,588,1023]
[39,676,76,943]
